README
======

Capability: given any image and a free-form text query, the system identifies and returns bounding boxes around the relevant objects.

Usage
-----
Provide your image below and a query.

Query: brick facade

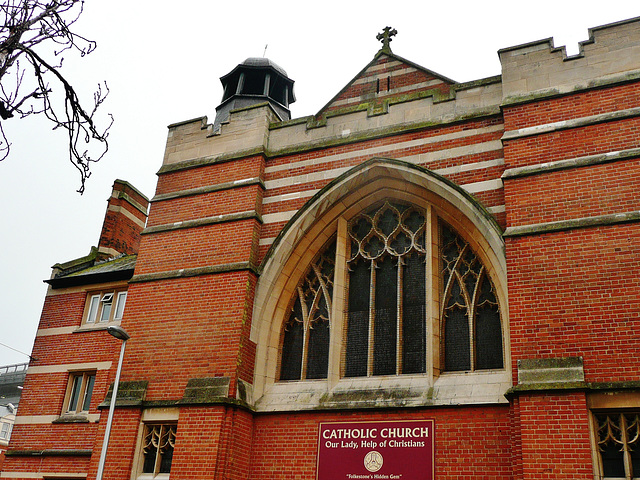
[2,17,640,480]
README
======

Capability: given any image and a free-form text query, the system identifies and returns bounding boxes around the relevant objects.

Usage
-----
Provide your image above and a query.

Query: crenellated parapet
[499,16,640,105]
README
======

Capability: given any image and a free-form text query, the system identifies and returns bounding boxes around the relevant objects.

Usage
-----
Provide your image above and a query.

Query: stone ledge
[130,261,260,284]
[502,106,640,141]
[506,380,640,397]
[136,398,252,412]
[502,147,640,180]
[503,211,640,238]
[4,449,92,457]
[99,380,148,408]
[141,210,262,235]
[179,377,231,404]
[52,414,93,424]
[517,357,584,385]
[152,177,264,202]
[254,371,511,413]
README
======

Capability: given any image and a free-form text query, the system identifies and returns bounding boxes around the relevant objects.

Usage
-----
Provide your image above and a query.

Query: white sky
[0,1,638,366]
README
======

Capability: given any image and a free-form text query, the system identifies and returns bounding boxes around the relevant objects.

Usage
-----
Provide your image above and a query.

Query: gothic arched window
[345,202,428,377]
[440,222,503,372]
[279,240,336,381]
[278,200,503,381]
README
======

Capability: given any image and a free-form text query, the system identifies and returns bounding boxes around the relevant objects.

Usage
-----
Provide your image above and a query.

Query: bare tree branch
[0,0,111,193]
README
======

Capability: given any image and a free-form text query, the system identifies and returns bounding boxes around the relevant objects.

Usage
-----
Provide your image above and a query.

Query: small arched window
[278,200,503,381]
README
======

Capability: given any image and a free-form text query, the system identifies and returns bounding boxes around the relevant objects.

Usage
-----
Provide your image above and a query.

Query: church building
[2,17,640,480]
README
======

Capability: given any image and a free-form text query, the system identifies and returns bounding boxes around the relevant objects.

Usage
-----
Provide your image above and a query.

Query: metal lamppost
[96,325,130,480]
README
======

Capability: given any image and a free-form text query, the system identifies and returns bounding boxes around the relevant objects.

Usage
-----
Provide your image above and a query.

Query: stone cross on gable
[377,26,397,52]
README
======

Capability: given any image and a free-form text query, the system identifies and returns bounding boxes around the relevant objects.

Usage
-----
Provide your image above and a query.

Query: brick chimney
[97,180,149,259]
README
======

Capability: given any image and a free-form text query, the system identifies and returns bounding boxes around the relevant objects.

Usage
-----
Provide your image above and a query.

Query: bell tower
[213,57,295,132]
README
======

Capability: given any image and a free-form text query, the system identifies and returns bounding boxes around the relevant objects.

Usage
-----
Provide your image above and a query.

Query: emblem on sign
[364,450,384,472]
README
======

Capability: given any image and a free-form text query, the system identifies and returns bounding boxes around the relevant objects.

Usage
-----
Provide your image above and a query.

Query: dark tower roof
[213,57,296,132]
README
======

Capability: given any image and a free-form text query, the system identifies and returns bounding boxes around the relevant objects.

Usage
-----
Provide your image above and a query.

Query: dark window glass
[444,279,470,371]
[66,372,95,413]
[596,413,640,479]
[475,273,503,370]
[142,424,176,475]
[278,204,504,382]
[346,202,428,377]
[81,374,96,411]
[373,255,397,376]
[68,376,82,412]
[280,300,303,381]
[306,317,330,379]
[345,257,371,377]
[403,251,426,374]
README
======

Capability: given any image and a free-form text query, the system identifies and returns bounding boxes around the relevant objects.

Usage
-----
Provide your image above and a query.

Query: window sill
[255,370,511,412]
[137,473,170,480]
[73,320,121,334]
[53,413,98,424]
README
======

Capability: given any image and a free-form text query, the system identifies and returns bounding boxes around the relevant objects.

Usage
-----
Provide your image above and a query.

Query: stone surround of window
[130,408,179,480]
[251,160,511,410]
[588,392,640,480]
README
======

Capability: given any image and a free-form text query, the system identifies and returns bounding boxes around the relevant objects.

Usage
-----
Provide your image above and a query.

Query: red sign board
[317,420,435,480]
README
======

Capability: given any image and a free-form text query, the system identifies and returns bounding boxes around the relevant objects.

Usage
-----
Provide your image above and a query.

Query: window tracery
[280,240,336,381]
[595,412,640,479]
[345,202,427,377]
[440,223,503,371]
[278,200,504,382]
[142,423,177,476]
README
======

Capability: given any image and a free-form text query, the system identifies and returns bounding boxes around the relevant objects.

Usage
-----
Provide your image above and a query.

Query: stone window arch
[251,158,510,411]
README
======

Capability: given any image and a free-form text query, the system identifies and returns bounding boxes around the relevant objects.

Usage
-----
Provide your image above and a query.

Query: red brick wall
[87,408,141,480]
[121,272,258,400]
[98,180,149,256]
[1,456,91,478]
[37,292,85,329]
[147,185,264,228]
[503,82,640,130]
[506,224,640,383]
[134,220,260,275]
[155,156,265,195]
[504,159,640,227]
[518,392,592,480]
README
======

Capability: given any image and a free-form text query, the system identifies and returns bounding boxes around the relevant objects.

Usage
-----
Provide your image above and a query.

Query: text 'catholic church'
[2,17,640,480]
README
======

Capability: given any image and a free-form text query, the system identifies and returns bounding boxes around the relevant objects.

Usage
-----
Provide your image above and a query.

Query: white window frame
[0,421,11,439]
[84,289,127,325]
[114,291,128,321]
